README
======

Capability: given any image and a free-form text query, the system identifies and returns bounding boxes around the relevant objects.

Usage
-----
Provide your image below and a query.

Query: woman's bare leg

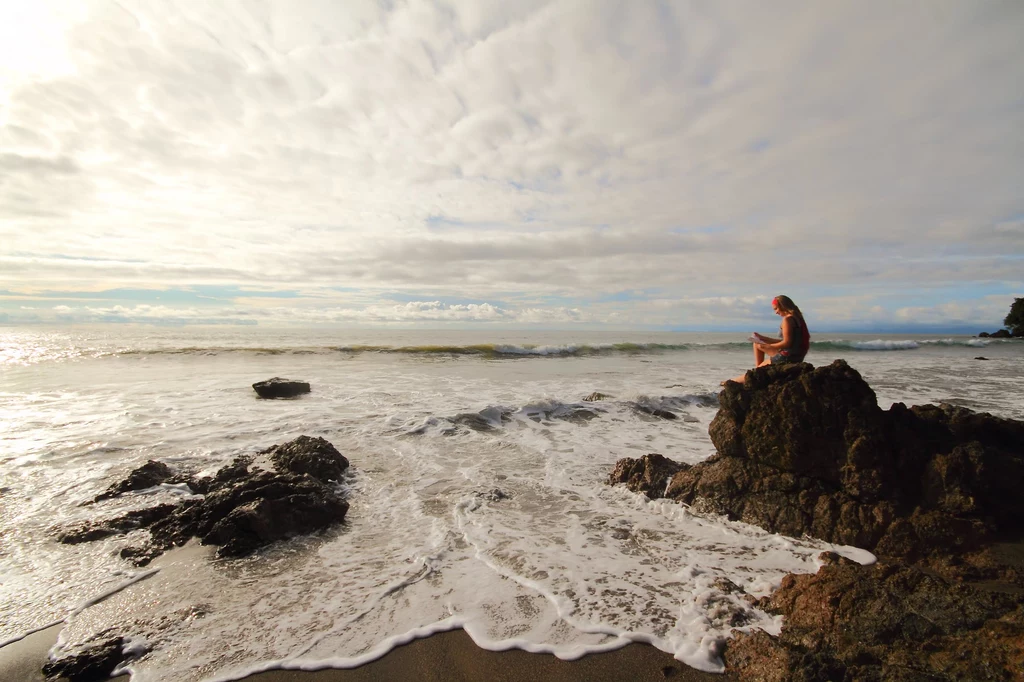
[753,343,765,366]
[723,348,772,385]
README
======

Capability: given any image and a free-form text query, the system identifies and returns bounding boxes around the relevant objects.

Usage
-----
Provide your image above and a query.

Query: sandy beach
[1,626,730,682]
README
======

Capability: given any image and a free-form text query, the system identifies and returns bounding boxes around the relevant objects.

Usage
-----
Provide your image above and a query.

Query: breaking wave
[3,337,1010,367]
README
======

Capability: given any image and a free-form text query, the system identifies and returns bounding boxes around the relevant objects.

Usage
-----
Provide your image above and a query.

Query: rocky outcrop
[725,551,1024,682]
[662,360,1024,560]
[607,359,1024,680]
[57,436,350,561]
[252,377,311,398]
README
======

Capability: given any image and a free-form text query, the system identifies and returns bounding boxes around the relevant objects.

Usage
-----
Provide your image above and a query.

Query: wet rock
[557,406,601,424]
[252,377,311,398]
[583,391,612,402]
[477,488,510,502]
[991,329,1012,339]
[608,454,688,500]
[187,456,253,494]
[451,412,502,431]
[975,356,990,360]
[58,504,179,544]
[92,460,178,502]
[630,403,678,420]
[43,636,128,682]
[661,360,1024,559]
[119,545,162,567]
[265,435,349,482]
[191,475,350,557]
[57,436,350,560]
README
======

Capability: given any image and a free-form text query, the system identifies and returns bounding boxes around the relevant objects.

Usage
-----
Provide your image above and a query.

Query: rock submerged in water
[252,377,311,399]
[92,460,185,503]
[57,435,349,561]
[607,359,1024,680]
[43,636,133,682]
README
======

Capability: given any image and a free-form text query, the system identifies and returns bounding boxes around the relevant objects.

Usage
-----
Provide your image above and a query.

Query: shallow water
[1,326,1020,680]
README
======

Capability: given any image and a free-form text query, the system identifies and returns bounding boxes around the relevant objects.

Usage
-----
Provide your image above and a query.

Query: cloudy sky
[1,0,1022,330]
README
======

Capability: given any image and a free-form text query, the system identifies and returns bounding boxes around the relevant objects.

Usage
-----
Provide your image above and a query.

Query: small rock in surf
[252,377,311,399]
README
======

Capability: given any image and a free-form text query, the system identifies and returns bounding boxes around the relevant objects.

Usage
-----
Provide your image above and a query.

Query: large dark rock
[658,360,1024,559]
[57,436,350,560]
[991,329,1012,339]
[607,359,1024,680]
[252,377,311,399]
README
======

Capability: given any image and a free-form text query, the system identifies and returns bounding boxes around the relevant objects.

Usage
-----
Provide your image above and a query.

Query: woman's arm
[756,318,795,353]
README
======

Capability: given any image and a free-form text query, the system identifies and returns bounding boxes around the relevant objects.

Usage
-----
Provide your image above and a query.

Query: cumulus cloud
[1,0,1022,328]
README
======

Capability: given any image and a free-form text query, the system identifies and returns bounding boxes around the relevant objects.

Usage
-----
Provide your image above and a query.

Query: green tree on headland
[1005,297,1024,336]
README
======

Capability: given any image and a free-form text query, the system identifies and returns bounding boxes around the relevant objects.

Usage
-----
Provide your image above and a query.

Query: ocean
[1,326,1021,680]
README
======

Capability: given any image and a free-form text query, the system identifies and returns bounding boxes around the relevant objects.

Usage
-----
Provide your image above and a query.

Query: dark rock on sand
[660,360,1024,559]
[252,377,311,398]
[57,436,350,559]
[976,356,990,360]
[607,454,688,500]
[43,636,129,682]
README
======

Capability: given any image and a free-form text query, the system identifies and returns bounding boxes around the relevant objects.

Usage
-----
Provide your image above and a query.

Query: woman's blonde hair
[772,295,802,317]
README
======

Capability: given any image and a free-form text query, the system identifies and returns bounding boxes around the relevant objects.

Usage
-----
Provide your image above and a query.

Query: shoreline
[0,627,732,682]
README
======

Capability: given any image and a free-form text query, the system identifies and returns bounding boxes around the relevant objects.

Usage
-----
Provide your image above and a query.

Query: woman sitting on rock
[724,295,810,385]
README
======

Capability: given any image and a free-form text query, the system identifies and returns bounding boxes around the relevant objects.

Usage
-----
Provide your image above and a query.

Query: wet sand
[244,630,732,682]
[0,625,59,682]
[0,626,731,682]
